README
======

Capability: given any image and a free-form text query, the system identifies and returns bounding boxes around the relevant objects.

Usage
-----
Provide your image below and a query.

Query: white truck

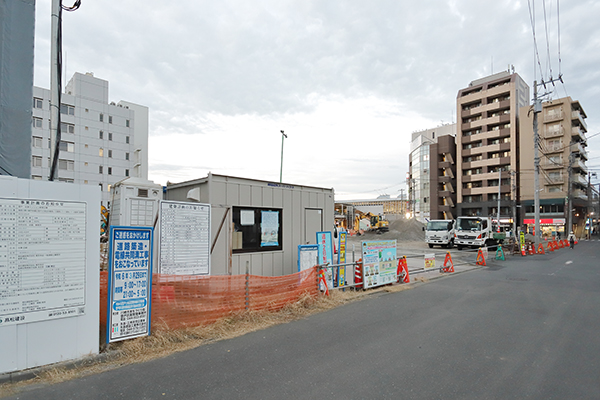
[454,216,498,250]
[424,219,455,248]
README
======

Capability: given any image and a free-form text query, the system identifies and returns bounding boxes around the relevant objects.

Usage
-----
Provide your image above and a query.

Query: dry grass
[1,288,378,397]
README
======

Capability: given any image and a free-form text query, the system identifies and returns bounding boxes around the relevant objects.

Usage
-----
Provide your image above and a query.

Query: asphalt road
[6,241,600,399]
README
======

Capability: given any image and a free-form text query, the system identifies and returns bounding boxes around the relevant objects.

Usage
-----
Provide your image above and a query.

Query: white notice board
[0,198,87,326]
[158,200,211,275]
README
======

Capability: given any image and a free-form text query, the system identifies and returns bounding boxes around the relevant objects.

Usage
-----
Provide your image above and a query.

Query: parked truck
[424,219,455,248]
[454,216,498,250]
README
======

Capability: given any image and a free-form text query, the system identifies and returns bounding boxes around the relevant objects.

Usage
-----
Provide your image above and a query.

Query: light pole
[279,130,287,183]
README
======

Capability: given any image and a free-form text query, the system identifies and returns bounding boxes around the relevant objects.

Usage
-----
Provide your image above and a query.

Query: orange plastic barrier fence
[100,268,318,332]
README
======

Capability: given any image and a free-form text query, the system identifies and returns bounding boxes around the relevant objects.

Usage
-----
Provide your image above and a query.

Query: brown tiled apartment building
[456,71,529,220]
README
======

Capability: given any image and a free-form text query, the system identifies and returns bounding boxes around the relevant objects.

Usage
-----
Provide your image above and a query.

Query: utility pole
[533,81,541,247]
[497,169,501,225]
[49,0,61,181]
[567,151,573,235]
[279,130,287,183]
[511,170,517,238]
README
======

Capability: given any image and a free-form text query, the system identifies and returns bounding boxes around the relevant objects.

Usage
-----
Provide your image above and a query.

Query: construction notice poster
[107,226,153,343]
[424,253,436,270]
[298,244,319,272]
[361,240,397,289]
[0,198,87,326]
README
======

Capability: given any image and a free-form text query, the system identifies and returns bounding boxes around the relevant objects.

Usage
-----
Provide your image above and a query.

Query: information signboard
[361,240,397,289]
[159,201,211,275]
[298,244,319,272]
[316,231,333,288]
[337,231,347,287]
[107,226,153,343]
[0,198,87,326]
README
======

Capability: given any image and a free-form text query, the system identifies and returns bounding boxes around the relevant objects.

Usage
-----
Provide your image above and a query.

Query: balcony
[573,142,588,160]
[571,110,588,131]
[545,174,564,184]
[542,125,564,139]
[541,158,564,169]
[544,110,563,123]
[543,140,564,153]
[572,158,587,173]
[572,189,588,201]
[573,173,587,186]
[572,126,586,141]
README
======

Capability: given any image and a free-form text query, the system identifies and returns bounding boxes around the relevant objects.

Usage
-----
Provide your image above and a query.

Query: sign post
[107,226,153,343]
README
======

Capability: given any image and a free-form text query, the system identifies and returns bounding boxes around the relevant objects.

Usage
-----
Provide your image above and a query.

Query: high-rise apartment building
[429,133,457,220]
[456,71,529,220]
[519,96,589,237]
[31,72,149,205]
[408,123,456,222]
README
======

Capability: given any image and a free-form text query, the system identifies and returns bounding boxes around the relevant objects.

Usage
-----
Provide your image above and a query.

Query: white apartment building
[31,72,149,205]
[408,123,456,222]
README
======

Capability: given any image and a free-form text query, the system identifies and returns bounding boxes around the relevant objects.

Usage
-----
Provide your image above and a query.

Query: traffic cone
[547,241,553,252]
[537,243,545,254]
[397,256,410,283]
[558,240,564,249]
[476,248,486,266]
[495,245,505,261]
[442,252,454,272]
[528,243,535,255]
[521,244,527,256]
[318,268,329,296]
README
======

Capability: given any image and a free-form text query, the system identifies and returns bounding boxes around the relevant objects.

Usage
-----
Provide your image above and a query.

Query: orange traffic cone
[476,248,486,266]
[442,252,455,273]
[537,243,545,254]
[397,256,410,283]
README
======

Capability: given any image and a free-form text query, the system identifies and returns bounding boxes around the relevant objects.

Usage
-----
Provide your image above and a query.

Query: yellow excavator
[353,211,389,234]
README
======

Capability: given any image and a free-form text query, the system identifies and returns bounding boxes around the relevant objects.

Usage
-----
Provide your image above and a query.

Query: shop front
[523,218,566,239]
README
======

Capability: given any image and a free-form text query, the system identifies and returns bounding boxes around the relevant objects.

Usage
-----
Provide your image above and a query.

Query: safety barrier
[100,268,318,333]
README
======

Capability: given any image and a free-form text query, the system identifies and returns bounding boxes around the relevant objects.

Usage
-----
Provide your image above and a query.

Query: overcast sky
[33,0,600,200]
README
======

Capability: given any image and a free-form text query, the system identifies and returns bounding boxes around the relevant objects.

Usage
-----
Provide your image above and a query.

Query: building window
[108,167,112,175]
[99,130,104,139]
[125,152,130,161]
[58,159,74,171]
[108,184,112,192]
[109,116,113,124]
[32,117,43,129]
[33,136,43,148]
[99,113,104,122]
[108,150,112,158]
[58,178,74,183]
[232,207,283,253]
[108,132,113,141]
[125,169,129,177]
[60,122,75,134]
[125,136,130,144]
[32,175,43,180]
[99,183,103,191]
[59,141,75,152]
[60,104,75,115]
[99,148,104,157]
[33,97,43,109]
[32,156,43,167]
[126,119,130,128]
[99,165,103,174]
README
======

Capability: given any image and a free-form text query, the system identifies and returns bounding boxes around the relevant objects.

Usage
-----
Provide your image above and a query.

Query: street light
[279,130,287,183]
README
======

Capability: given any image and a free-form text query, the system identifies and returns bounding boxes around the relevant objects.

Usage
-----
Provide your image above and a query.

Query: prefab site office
[164,173,335,276]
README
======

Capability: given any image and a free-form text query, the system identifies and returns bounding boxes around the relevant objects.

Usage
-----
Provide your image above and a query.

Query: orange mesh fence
[100,267,318,332]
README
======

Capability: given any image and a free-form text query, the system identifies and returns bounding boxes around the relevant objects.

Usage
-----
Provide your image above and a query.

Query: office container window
[232,206,283,253]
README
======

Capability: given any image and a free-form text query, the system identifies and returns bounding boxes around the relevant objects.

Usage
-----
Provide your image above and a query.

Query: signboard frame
[298,244,319,273]
[361,240,397,289]
[158,200,211,275]
[316,231,333,288]
[107,226,153,343]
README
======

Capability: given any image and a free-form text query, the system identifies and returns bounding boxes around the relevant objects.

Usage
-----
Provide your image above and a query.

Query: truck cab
[454,216,497,250]
[424,219,455,248]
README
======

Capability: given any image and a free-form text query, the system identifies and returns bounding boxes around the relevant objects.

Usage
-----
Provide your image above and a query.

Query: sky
[33,0,600,200]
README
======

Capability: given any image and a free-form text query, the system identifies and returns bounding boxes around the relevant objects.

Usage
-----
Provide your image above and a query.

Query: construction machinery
[353,210,389,234]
